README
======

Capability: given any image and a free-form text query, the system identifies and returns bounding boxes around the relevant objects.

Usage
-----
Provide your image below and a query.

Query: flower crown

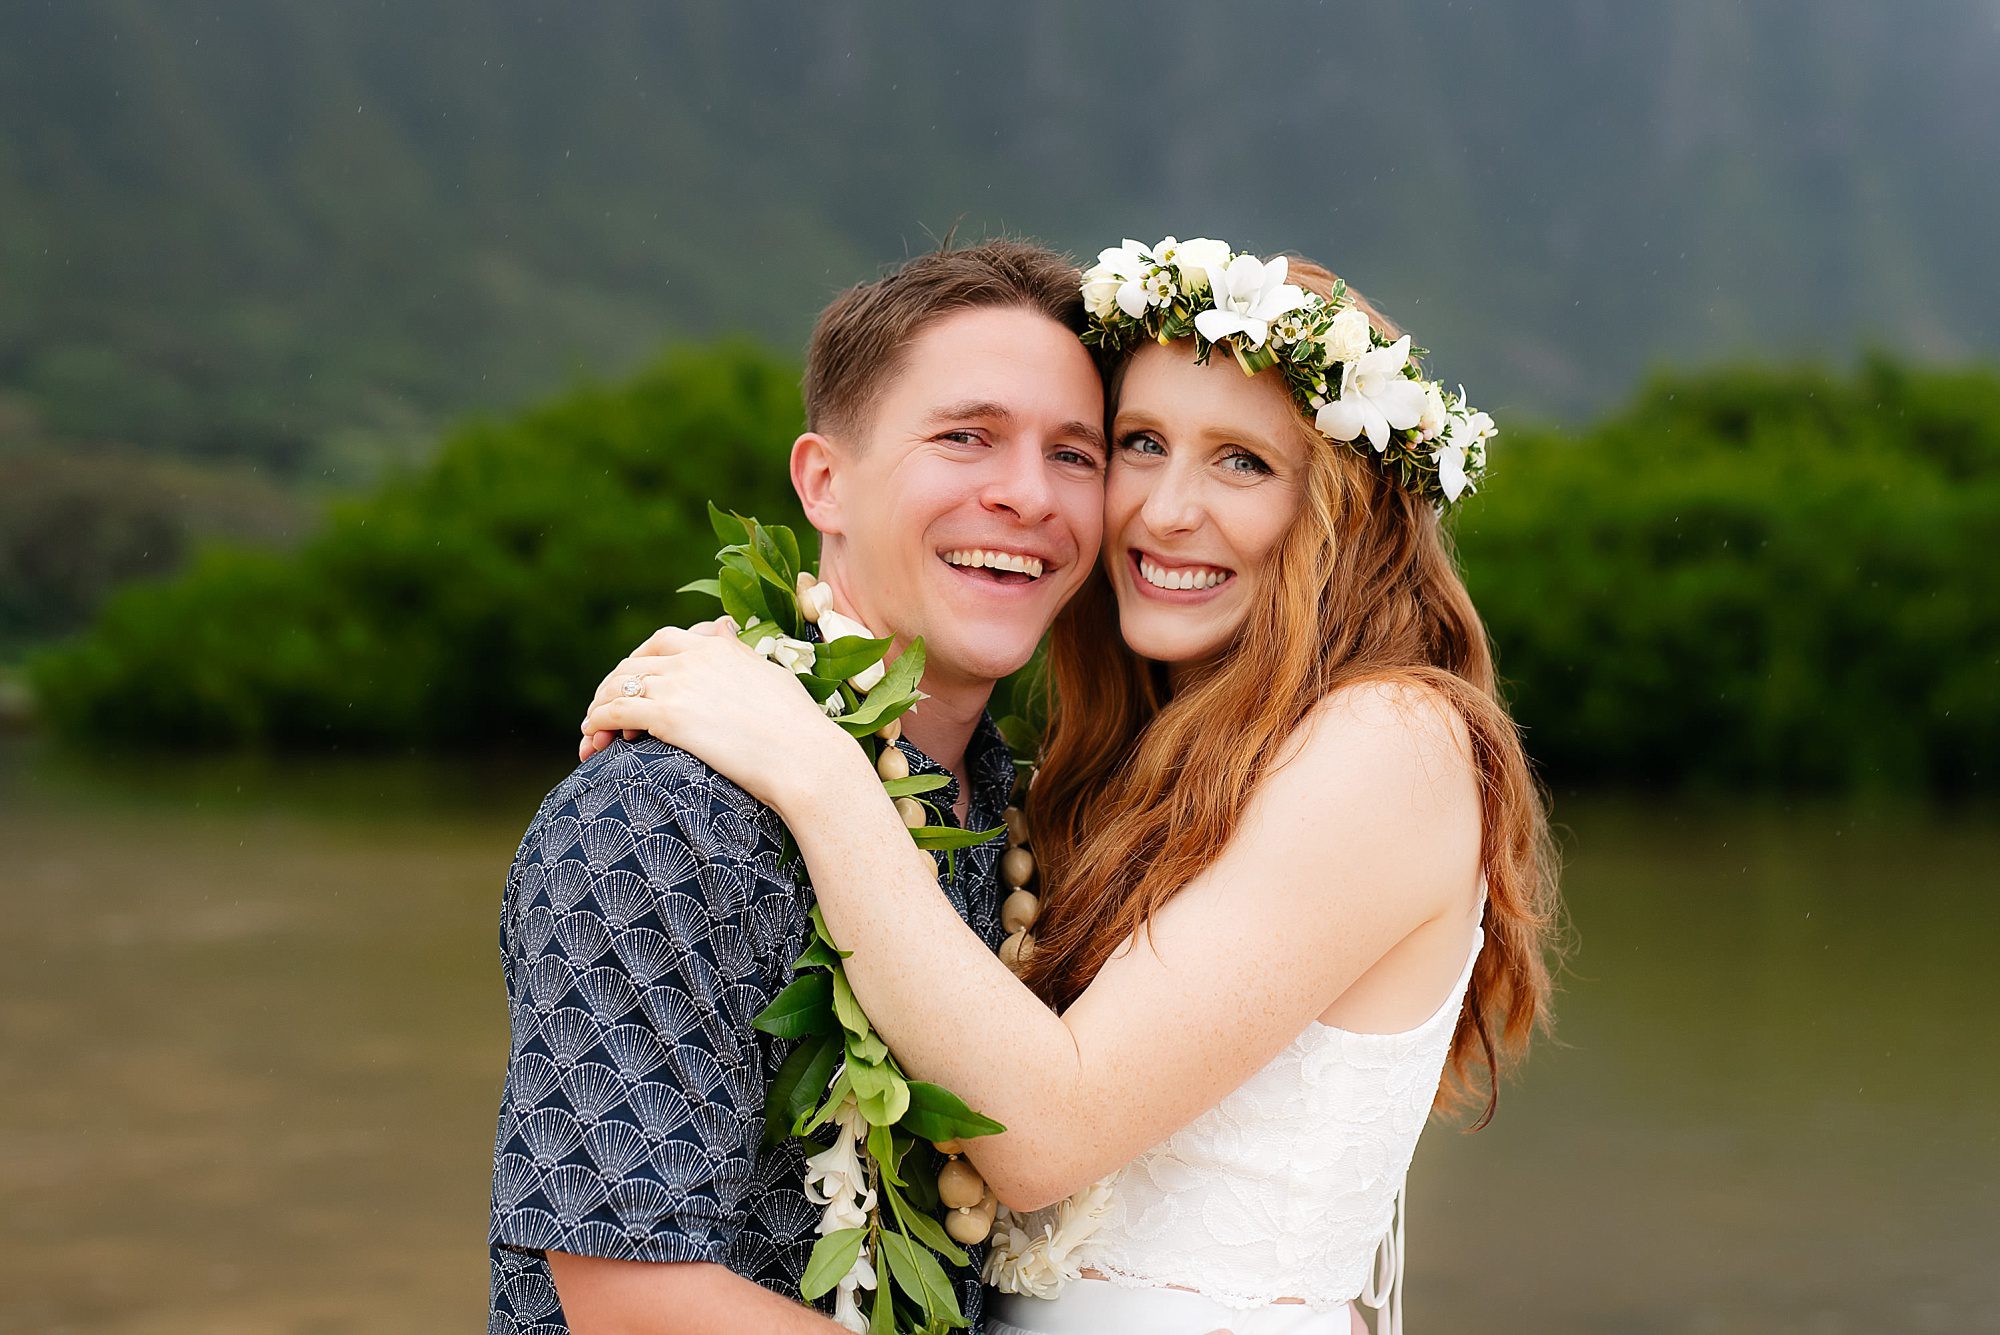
[1080,236,1492,507]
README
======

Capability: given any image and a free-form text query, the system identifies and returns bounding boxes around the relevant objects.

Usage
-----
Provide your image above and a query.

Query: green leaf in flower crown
[678,577,723,600]
[764,1030,839,1146]
[708,501,752,548]
[813,634,895,683]
[770,524,802,578]
[752,972,836,1039]
[800,1226,869,1301]
[908,824,1005,852]
[830,967,871,1038]
[879,774,950,799]
[833,638,928,735]
[899,1081,1007,1143]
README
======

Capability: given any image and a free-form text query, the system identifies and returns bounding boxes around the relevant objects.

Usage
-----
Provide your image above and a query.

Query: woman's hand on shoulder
[576,619,859,811]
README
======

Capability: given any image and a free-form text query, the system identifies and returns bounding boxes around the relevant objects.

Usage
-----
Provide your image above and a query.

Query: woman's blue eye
[1118,432,1166,456]
[1223,450,1271,475]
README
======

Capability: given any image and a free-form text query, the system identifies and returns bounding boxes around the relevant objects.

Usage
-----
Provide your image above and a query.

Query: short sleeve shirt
[489,720,1014,1333]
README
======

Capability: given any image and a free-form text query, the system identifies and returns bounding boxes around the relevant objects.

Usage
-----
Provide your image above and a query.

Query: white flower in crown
[1157,235,1230,293]
[1434,394,1495,503]
[1316,334,1428,451]
[752,633,817,676]
[1323,305,1374,366]
[1418,381,1449,441]
[1081,239,1159,321]
[1194,254,1310,349]
[815,608,887,692]
[1141,268,1177,309]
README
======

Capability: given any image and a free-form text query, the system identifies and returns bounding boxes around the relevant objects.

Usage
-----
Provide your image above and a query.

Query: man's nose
[980,439,1058,525]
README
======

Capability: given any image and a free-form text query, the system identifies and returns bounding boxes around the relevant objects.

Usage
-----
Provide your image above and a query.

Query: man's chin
[921,626,1044,689]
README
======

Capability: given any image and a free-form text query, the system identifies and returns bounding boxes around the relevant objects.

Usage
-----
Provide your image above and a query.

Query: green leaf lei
[687,504,1007,1334]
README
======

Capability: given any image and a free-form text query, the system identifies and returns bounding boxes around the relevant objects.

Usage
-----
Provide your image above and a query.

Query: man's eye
[939,429,985,446]
[1053,447,1103,469]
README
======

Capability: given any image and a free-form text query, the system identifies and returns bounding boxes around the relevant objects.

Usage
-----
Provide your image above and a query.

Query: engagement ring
[620,675,645,697]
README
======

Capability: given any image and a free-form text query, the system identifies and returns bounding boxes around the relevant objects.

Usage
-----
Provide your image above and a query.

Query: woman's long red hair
[1022,261,1561,1125]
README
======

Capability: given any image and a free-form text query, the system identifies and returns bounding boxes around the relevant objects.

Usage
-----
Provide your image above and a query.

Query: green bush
[31,341,807,747]
[1455,358,1998,793]
[32,346,1998,792]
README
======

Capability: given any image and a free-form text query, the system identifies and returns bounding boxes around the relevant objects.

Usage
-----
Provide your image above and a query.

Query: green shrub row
[31,347,1997,791]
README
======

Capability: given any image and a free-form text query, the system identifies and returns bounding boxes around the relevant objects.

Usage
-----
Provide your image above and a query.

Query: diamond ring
[620,675,645,698]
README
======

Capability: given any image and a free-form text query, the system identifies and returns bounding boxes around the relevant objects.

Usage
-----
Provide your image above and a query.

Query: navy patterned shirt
[489,719,1014,1333]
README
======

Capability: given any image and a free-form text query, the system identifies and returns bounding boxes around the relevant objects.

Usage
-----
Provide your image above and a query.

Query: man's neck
[817,570,991,817]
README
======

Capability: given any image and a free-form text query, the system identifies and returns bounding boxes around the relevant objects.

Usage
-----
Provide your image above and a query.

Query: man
[489,240,1107,1334]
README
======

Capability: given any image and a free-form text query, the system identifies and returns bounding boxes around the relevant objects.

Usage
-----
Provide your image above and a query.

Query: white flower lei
[1081,236,1493,507]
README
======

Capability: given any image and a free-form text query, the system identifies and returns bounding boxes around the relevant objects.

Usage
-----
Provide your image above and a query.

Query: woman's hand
[577,621,864,812]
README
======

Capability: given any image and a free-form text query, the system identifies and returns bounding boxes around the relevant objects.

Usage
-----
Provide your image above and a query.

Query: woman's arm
[583,637,1481,1211]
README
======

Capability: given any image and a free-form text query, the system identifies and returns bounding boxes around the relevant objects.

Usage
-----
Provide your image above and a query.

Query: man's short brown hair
[802,238,1085,439]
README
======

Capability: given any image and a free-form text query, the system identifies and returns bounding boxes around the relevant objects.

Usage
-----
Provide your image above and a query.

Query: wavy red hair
[1021,260,1561,1126]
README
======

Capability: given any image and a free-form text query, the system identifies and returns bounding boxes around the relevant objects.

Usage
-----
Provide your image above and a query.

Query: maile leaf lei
[683,504,1007,1334]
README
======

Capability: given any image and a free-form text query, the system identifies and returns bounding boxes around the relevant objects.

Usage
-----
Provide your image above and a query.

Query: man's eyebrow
[924,400,1015,426]
[924,401,1107,454]
[1058,419,1109,454]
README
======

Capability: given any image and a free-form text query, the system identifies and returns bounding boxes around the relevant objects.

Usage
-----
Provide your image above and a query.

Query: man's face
[813,305,1106,693]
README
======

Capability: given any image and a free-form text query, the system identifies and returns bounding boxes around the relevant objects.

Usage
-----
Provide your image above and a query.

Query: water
[2,744,1995,1333]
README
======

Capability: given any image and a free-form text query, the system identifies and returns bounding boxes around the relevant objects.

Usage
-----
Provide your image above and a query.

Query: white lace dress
[985,925,1483,1335]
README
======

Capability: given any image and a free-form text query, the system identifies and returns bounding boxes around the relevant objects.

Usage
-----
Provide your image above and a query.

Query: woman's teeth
[944,549,1044,579]
[1138,556,1230,591]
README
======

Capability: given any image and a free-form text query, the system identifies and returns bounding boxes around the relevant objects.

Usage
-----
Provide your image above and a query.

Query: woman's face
[1102,341,1312,667]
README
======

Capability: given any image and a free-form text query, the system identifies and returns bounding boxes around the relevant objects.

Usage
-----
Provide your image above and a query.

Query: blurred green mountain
[2,1,1997,647]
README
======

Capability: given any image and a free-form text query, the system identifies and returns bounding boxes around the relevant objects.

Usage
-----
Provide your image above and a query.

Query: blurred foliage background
[4,0,1996,793]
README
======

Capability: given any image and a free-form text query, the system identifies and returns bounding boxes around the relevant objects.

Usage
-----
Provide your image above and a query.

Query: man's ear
[791,432,845,536]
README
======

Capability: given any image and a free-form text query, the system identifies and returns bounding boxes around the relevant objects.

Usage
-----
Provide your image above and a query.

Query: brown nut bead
[932,1138,963,1156]
[896,797,928,828]
[1003,806,1029,847]
[877,746,911,782]
[944,1206,993,1245]
[876,716,902,744]
[1000,847,1035,889]
[1000,889,1040,935]
[998,929,1035,972]
[938,1158,986,1209]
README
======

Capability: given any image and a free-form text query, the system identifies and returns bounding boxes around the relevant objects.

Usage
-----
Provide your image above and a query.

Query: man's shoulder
[528,736,776,843]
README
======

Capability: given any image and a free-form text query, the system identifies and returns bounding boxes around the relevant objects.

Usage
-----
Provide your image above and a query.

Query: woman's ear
[791,432,844,536]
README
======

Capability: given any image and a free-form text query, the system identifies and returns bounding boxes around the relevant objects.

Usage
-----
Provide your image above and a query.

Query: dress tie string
[1356,1184,1405,1335]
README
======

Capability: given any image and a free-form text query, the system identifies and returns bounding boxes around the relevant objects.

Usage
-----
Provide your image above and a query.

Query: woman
[582,240,1559,1334]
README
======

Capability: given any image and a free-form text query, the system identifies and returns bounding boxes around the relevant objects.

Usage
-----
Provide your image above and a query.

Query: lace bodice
[990,926,1482,1319]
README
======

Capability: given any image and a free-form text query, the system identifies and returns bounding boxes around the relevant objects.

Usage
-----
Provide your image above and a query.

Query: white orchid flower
[1418,381,1448,441]
[982,1177,1116,1299]
[1322,305,1373,365]
[1193,254,1309,349]
[751,634,817,676]
[1315,334,1428,450]
[815,608,887,692]
[1080,239,1158,320]
[1433,395,1495,502]
[1157,235,1230,293]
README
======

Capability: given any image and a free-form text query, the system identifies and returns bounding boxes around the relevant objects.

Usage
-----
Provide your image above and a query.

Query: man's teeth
[1138,557,1230,591]
[944,549,1045,579]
